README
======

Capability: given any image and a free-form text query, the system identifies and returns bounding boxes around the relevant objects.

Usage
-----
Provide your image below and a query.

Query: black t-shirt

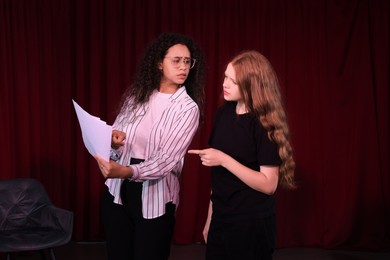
[209,102,282,223]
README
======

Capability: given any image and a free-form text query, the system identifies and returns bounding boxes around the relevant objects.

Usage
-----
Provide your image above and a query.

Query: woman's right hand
[203,199,213,244]
[95,154,133,179]
[203,222,210,244]
[111,130,126,149]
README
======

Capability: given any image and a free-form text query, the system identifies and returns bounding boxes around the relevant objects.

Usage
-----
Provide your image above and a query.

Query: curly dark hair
[118,32,206,124]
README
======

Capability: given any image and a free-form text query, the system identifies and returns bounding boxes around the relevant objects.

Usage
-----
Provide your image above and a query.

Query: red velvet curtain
[1,0,389,250]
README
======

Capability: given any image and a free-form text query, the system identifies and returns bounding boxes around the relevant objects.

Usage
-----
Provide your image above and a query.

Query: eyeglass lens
[167,57,196,69]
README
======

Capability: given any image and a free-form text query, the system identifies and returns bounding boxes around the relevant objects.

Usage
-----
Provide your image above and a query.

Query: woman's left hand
[95,154,132,179]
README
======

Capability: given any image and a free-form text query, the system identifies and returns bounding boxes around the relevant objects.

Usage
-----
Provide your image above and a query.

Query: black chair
[0,178,73,260]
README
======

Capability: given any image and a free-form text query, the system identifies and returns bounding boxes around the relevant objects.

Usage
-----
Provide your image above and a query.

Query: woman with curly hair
[189,50,295,260]
[95,32,205,260]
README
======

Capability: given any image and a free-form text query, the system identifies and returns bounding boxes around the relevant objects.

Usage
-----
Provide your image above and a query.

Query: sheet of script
[72,99,111,161]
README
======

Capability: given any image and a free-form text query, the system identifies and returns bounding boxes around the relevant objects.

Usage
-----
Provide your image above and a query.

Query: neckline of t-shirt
[236,112,249,117]
[155,90,173,98]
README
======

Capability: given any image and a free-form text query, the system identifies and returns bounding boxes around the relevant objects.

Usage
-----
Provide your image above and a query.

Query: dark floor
[3,241,390,260]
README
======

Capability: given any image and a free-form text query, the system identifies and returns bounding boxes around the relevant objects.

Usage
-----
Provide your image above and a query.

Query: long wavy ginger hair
[231,50,296,189]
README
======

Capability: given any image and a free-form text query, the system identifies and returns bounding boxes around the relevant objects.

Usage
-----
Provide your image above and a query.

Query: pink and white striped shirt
[105,87,199,219]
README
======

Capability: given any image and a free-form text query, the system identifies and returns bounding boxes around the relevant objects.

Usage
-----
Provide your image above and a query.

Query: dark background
[1,0,389,251]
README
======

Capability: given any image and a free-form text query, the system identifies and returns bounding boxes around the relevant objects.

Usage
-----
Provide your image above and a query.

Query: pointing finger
[188,149,202,154]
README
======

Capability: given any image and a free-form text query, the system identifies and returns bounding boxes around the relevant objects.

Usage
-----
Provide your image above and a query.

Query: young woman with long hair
[189,50,295,260]
[95,32,205,260]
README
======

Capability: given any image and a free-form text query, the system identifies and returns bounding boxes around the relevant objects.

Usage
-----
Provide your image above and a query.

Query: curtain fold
[1,0,388,250]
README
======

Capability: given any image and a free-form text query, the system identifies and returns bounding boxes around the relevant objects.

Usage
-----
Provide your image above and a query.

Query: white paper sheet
[72,100,112,161]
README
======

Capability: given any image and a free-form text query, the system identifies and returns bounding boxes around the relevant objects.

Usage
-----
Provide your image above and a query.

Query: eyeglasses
[165,56,196,69]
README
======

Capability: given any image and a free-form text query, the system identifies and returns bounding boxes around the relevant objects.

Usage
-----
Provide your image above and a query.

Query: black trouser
[206,216,276,260]
[101,161,176,260]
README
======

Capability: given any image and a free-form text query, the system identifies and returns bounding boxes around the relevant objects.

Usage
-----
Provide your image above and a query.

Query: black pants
[206,216,276,260]
[101,175,176,260]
